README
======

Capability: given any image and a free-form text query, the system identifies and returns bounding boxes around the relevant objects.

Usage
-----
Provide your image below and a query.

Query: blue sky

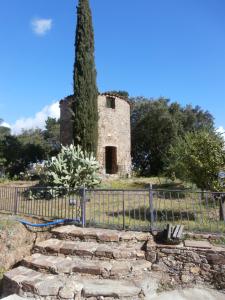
[0,0,225,134]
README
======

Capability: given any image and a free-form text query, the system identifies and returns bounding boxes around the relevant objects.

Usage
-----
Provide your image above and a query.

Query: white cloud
[31,18,53,36]
[0,122,11,128]
[217,126,225,141]
[10,101,60,135]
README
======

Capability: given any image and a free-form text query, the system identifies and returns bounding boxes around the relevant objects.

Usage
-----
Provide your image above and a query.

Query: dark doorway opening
[105,146,117,174]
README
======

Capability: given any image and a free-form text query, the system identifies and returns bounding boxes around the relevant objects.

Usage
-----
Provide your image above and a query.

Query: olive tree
[166,130,225,220]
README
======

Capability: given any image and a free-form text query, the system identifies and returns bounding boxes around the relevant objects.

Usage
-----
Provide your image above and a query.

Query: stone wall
[146,239,225,291]
[60,94,131,176]
[97,95,131,176]
[0,215,51,295]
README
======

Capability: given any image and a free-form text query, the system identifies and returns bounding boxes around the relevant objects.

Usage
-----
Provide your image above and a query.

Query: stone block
[131,260,152,273]
[97,231,119,242]
[190,266,200,274]
[135,232,151,242]
[95,245,114,259]
[113,248,139,259]
[119,231,136,241]
[185,251,201,264]
[72,263,102,276]
[136,250,146,259]
[35,239,63,255]
[59,280,83,300]
[146,240,156,251]
[160,248,181,254]
[110,261,131,277]
[35,278,63,296]
[59,242,77,255]
[82,279,141,298]
[201,263,211,271]
[151,263,166,272]
[181,274,193,283]
[184,240,212,249]
[146,252,157,263]
[206,253,225,265]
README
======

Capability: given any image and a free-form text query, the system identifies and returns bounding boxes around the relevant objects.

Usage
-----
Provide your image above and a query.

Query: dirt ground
[0,181,38,188]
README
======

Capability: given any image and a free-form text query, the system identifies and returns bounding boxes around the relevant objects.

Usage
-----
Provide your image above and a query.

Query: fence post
[149,183,154,231]
[81,186,86,228]
[122,190,125,230]
[14,187,18,215]
[219,193,225,222]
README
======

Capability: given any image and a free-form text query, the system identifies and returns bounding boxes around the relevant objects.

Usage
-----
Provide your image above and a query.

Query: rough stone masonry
[1,225,225,299]
[146,237,225,291]
[60,93,132,177]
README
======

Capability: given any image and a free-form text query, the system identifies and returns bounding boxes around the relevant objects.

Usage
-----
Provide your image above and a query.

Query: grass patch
[0,218,16,232]
[98,177,194,190]
[211,237,225,246]
[0,177,223,233]
[0,267,6,280]
[0,180,38,187]
[84,190,224,233]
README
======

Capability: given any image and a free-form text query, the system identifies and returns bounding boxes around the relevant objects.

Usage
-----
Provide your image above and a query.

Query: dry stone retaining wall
[146,239,225,291]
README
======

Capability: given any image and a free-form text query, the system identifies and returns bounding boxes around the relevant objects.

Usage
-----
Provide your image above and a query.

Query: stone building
[60,93,131,176]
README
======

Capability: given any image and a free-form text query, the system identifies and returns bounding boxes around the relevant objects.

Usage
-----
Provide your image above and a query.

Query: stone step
[2,266,79,299]
[21,253,152,278]
[82,278,143,299]
[34,238,146,260]
[2,266,143,299]
[52,225,152,243]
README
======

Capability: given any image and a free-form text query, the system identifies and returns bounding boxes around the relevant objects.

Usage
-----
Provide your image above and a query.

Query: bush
[41,144,101,189]
[20,161,46,181]
[165,130,225,191]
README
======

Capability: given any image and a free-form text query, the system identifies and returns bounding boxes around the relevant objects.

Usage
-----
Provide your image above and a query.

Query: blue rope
[17,218,79,227]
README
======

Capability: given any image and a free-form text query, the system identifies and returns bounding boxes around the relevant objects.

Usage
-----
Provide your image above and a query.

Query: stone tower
[60,93,131,176]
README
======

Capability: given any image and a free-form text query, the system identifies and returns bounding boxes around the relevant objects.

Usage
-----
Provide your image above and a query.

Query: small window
[106,97,115,109]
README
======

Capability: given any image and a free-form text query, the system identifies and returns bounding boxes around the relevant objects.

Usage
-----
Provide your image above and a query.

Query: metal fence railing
[0,187,83,222]
[0,186,224,233]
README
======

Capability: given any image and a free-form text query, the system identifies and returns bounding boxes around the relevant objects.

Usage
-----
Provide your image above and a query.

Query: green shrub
[42,144,101,189]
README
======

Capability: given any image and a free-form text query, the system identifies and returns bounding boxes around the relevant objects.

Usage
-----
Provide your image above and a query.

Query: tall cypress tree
[73,0,98,155]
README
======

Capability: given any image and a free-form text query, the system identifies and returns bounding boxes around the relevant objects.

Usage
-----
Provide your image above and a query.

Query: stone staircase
[2,226,160,300]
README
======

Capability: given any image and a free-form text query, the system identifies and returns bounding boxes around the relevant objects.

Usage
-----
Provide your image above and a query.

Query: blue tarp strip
[17,218,79,227]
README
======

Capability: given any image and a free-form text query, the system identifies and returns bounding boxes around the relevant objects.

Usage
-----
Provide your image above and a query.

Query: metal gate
[0,187,84,225]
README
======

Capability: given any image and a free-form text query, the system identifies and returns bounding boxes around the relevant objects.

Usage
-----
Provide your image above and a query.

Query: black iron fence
[0,186,224,233]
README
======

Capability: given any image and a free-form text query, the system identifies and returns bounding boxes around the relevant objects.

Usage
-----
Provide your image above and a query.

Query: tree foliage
[0,119,11,171]
[165,130,225,191]
[104,90,129,99]
[131,97,214,176]
[1,134,45,178]
[0,126,10,139]
[43,117,60,156]
[0,118,60,178]
[73,0,98,155]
